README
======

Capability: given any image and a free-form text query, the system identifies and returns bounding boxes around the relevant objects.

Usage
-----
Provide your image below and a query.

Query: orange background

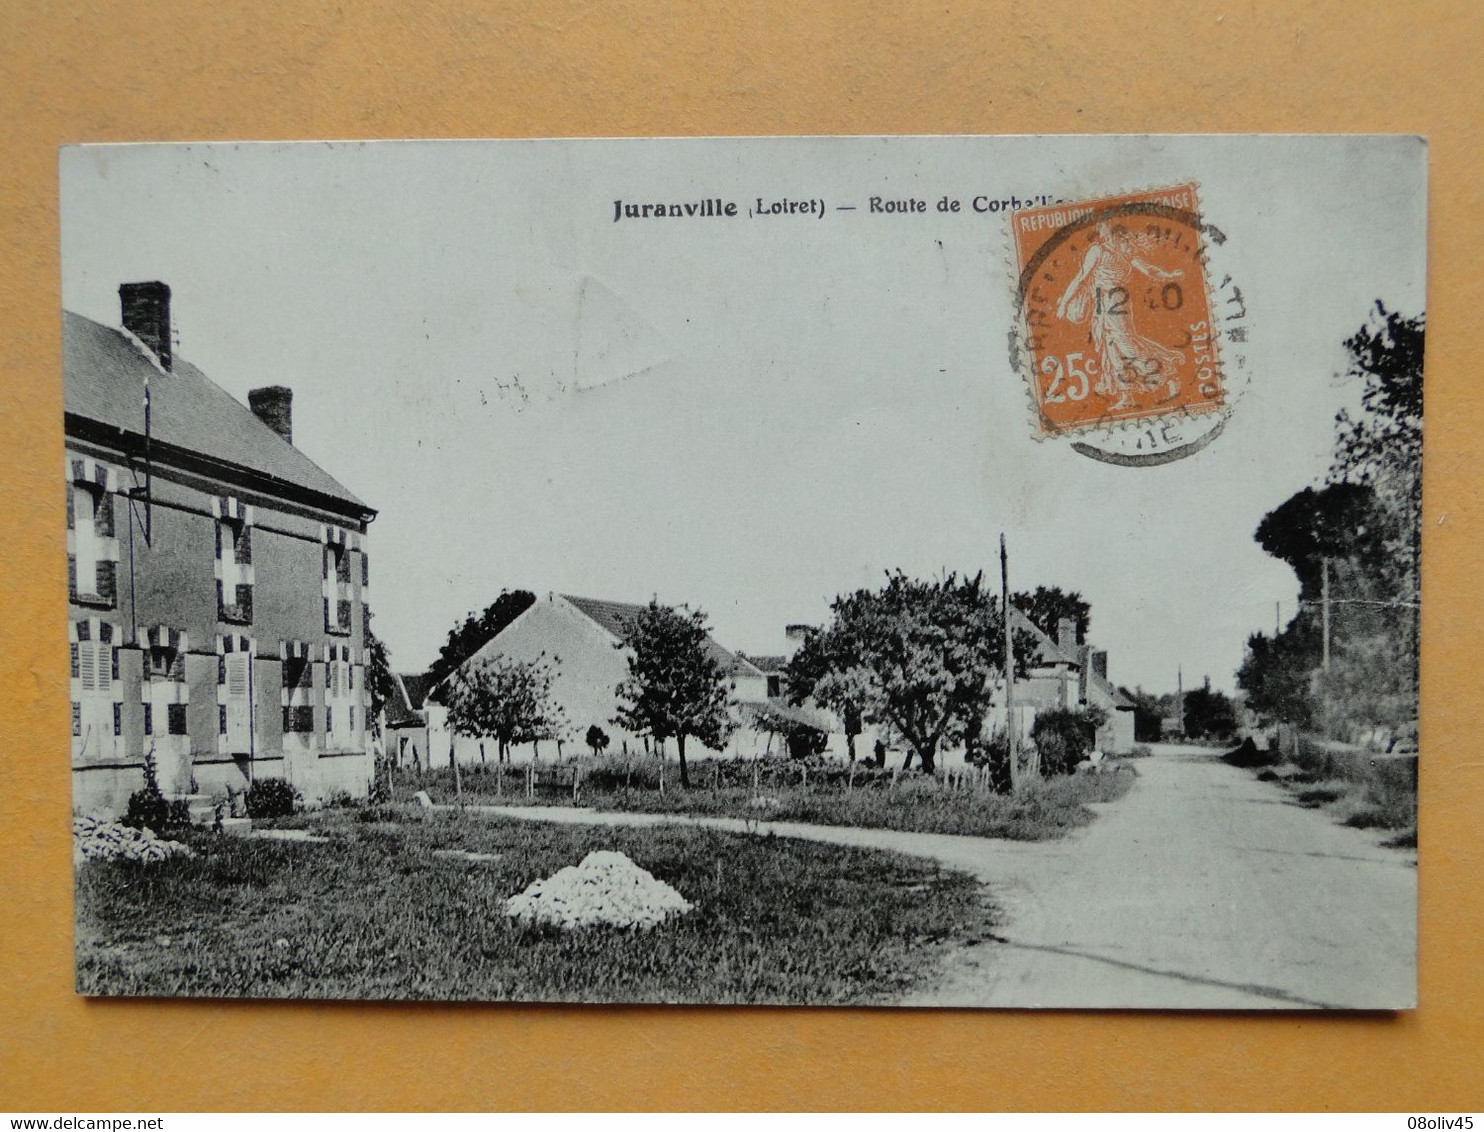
[1,1,1479,1113]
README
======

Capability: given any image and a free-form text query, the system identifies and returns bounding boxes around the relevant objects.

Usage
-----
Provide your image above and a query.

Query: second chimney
[119,281,172,370]
[1057,617,1077,654]
[1092,649,1108,681]
[249,386,293,445]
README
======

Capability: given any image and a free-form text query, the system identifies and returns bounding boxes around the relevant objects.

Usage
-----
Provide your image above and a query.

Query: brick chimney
[1057,617,1077,654]
[248,386,293,445]
[119,281,172,370]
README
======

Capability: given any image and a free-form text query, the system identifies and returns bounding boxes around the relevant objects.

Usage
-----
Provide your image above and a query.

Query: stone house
[65,282,376,813]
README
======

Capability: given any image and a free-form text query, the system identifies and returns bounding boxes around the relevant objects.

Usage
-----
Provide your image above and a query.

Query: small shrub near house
[1030,707,1107,775]
[121,755,192,835]
[244,777,301,819]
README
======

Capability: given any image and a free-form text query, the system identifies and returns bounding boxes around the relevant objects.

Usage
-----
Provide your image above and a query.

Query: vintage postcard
[60,135,1423,1008]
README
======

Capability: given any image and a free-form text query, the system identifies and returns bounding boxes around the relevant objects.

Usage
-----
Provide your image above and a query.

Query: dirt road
[471,745,1416,1009]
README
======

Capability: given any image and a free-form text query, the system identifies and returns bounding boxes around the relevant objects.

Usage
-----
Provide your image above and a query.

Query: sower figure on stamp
[1055,221,1186,410]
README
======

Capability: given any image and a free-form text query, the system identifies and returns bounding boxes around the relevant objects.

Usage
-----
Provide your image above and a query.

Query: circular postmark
[1008,184,1251,466]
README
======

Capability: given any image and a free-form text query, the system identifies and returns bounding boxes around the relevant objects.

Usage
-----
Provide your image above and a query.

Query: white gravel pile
[505,850,692,930]
[73,815,195,866]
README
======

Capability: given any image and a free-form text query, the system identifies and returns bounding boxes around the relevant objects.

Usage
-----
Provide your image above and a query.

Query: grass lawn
[403,761,1138,840]
[1253,761,1416,847]
[75,808,997,1004]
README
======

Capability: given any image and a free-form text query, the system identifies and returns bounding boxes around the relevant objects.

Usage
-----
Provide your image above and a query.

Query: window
[68,485,117,607]
[219,704,227,735]
[216,517,253,624]
[283,705,315,733]
[113,703,122,737]
[143,703,153,735]
[148,646,179,679]
[167,703,187,736]
[323,543,352,634]
[74,638,111,696]
[285,656,310,691]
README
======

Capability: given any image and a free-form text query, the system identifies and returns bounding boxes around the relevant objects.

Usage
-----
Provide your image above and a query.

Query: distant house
[64,282,376,815]
[421,593,787,767]
[999,611,1137,754]
[384,672,435,769]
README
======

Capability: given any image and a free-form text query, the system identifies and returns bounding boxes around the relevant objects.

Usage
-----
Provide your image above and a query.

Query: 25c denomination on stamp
[1011,184,1234,463]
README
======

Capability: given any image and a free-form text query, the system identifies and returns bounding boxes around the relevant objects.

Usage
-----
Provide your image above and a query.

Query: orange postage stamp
[1011,184,1225,439]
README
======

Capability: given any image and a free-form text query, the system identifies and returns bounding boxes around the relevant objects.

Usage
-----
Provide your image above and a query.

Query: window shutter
[169,649,185,682]
[215,522,223,558]
[97,492,115,537]
[219,704,227,735]
[336,548,351,584]
[96,561,116,603]
[71,703,80,736]
[67,556,77,601]
[323,548,331,580]
[236,525,252,565]
[79,643,97,692]
[66,488,74,531]
[113,703,122,736]
[143,703,153,735]
[236,585,253,624]
[226,654,250,698]
[361,553,369,588]
[111,647,119,683]
[70,643,79,679]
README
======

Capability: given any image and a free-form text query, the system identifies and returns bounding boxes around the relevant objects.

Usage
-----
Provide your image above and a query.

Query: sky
[59,136,1427,692]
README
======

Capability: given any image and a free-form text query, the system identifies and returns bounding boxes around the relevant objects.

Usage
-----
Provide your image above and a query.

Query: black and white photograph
[60,135,1423,1009]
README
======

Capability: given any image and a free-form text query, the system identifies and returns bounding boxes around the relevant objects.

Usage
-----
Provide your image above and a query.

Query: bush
[1030,707,1106,775]
[244,778,301,819]
[121,754,192,834]
[122,790,191,834]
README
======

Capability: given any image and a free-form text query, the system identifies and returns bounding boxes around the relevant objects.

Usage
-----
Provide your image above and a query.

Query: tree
[613,602,735,788]
[783,629,876,762]
[442,653,566,764]
[585,724,611,758]
[1238,304,1423,740]
[787,571,1037,776]
[427,590,537,693]
[1237,619,1319,730]
[1012,585,1091,646]
[1182,679,1239,741]
[1125,686,1171,743]
[361,606,398,738]
[1254,483,1385,602]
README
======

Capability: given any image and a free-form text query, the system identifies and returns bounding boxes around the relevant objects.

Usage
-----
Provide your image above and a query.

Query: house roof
[63,309,370,517]
[744,697,831,733]
[561,594,763,678]
[399,672,436,712]
[1010,608,1134,710]
[1010,608,1080,666]
[740,653,790,674]
[385,673,426,728]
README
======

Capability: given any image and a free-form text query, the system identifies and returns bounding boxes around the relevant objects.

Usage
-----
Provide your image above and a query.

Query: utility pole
[1321,556,1332,673]
[1001,533,1018,789]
